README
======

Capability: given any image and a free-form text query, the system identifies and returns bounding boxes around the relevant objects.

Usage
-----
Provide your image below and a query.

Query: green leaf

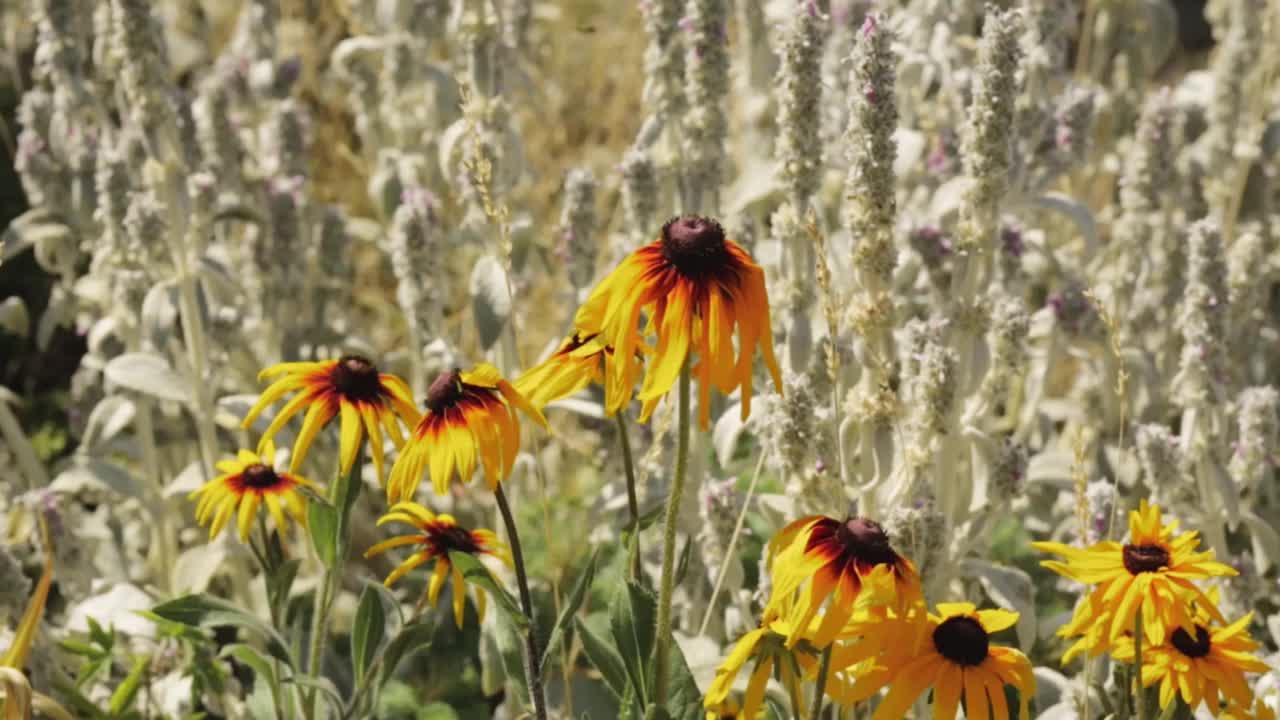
[51,677,109,720]
[377,620,434,690]
[266,558,300,621]
[575,616,628,700]
[58,638,103,657]
[610,580,657,703]
[446,551,528,631]
[539,547,601,673]
[147,594,294,668]
[308,501,340,568]
[352,584,387,684]
[109,655,150,716]
[661,636,704,720]
[88,616,115,650]
[673,536,693,587]
[492,609,530,710]
[282,675,345,716]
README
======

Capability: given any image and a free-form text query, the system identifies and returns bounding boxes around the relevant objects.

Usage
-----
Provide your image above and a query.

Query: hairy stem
[653,363,692,707]
[615,412,642,581]
[494,484,548,720]
[810,645,833,720]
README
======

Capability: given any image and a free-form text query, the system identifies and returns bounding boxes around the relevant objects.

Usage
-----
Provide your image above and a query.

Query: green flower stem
[615,412,642,581]
[809,645,833,720]
[653,362,692,708]
[494,484,548,720]
[1134,605,1149,720]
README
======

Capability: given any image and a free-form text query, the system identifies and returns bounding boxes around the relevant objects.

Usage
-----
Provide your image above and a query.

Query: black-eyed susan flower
[190,444,319,542]
[1113,610,1271,715]
[862,602,1035,720]
[241,356,420,485]
[1033,500,1236,659]
[703,602,821,719]
[574,215,782,429]
[387,363,547,502]
[1222,698,1278,720]
[765,516,923,648]
[513,332,642,412]
[364,502,511,628]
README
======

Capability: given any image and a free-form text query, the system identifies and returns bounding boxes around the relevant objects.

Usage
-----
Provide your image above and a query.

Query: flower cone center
[332,355,383,402]
[1122,543,1170,575]
[834,517,898,566]
[1171,625,1211,658]
[242,463,281,489]
[660,215,729,278]
[425,370,463,412]
[933,616,989,667]
[431,524,481,553]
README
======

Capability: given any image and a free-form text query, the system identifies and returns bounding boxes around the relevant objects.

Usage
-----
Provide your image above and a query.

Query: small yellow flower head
[365,502,511,628]
[241,356,420,485]
[190,444,319,541]
[1033,499,1236,661]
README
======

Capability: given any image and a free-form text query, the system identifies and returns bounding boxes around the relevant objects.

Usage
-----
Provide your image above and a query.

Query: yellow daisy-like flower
[861,602,1036,720]
[703,607,820,719]
[386,363,547,502]
[1032,499,1236,659]
[364,502,511,628]
[190,444,320,541]
[1113,611,1271,715]
[765,516,923,648]
[513,332,640,412]
[575,215,782,429]
[1222,699,1278,720]
[241,356,420,485]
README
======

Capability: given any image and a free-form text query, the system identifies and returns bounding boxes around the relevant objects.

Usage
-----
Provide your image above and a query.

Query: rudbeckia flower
[703,604,820,719]
[575,215,782,429]
[364,502,511,628]
[863,602,1036,720]
[190,444,319,541]
[765,516,923,648]
[1033,500,1236,658]
[1113,610,1271,714]
[513,332,640,411]
[1222,698,1278,720]
[241,356,420,485]
[387,363,547,502]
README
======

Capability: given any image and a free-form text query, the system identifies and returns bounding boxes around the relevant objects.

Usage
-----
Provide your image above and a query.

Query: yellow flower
[860,602,1036,720]
[386,363,547,502]
[1222,698,1278,720]
[703,608,819,720]
[190,444,319,541]
[1113,611,1271,715]
[364,502,511,628]
[241,356,420,485]
[575,216,782,429]
[765,516,922,649]
[513,332,640,412]
[1032,499,1236,660]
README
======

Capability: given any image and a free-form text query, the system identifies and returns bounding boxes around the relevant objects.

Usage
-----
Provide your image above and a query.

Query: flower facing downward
[387,363,547,502]
[575,216,782,429]
[241,356,420,485]
[1033,500,1236,660]
[365,502,511,628]
[863,603,1036,720]
[190,444,319,541]
[1113,610,1271,714]
[766,516,922,648]
[703,602,820,720]
[513,332,641,411]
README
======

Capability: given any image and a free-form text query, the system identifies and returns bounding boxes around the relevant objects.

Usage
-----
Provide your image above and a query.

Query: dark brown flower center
[331,355,384,402]
[430,523,481,554]
[242,463,281,489]
[425,369,463,412]
[933,616,989,666]
[1170,625,1211,658]
[1122,543,1170,575]
[659,215,729,279]
[833,517,899,566]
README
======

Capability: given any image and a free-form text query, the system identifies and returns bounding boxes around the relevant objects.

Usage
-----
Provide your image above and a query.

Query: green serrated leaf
[352,584,387,684]
[540,547,601,673]
[446,551,528,631]
[308,502,340,568]
[377,620,434,690]
[610,580,657,704]
[109,655,150,716]
[661,635,704,720]
[575,616,629,700]
[146,594,295,668]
